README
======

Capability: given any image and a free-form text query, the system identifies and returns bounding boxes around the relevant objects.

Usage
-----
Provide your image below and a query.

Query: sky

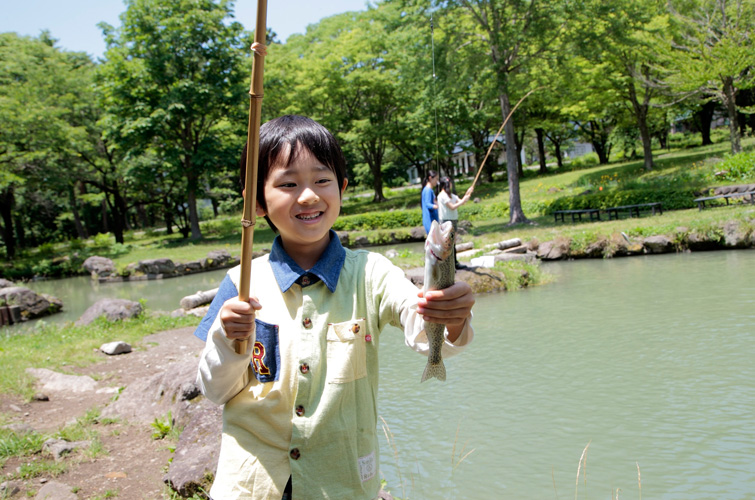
[1,0,371,60]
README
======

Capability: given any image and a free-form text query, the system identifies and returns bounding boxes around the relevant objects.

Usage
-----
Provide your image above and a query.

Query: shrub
[706,151,755,183]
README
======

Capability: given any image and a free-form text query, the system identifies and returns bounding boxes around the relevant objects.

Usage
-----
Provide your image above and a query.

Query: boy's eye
[316,178,333,184]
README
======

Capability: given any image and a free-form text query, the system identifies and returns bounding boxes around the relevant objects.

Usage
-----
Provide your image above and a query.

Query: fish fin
[420,360,447,383]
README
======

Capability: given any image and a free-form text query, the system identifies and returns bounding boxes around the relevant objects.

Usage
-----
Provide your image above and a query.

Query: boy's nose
[298,187,320,204]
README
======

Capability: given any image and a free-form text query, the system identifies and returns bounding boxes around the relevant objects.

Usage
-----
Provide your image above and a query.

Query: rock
[0,287,63,321]
[205,249,231,267]
[643,235,674,254]
[33,393,49,401]
[0,278,15,288]
[0,480,22,498]
[384,249,399,258]
[26,368,98,393]
[721,221,750,248]
[100,341,132,355]
[410,226,426,240]
[75,298,143,326]
[136,258,176,276]
[536,238,570,260]
[686,232,721,251]
[42,438,90,460]
[164,401,222,497]
[336,231,350,246]
[33,480,78,500]
[82,256,115,278]
[354,236,370,246]
[179,260,203,273]
[101,357,201,427]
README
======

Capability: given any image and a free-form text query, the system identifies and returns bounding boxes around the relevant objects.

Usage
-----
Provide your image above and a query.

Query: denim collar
[269,230,345,293]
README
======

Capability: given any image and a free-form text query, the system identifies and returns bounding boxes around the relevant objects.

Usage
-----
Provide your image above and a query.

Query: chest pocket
[326,319,367,384]
[250,319,280,383]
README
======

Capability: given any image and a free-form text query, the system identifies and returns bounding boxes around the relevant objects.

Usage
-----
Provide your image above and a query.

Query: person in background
[437,176,474,270]
[421,170,439,234]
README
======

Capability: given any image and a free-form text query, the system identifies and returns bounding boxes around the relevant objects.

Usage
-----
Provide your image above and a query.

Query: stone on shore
[0,286,63,321]
[76,298,143,326]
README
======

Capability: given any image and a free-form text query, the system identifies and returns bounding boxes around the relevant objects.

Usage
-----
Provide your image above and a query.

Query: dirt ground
[0,327,205,500]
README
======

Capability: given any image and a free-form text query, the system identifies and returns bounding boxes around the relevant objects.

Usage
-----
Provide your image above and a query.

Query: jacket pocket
[326,319,367,384]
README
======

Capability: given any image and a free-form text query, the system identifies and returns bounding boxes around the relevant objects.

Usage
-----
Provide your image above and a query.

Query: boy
[195,115,475,499]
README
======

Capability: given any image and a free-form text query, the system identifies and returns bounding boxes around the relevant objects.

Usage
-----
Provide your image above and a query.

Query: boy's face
[257,147,348,258]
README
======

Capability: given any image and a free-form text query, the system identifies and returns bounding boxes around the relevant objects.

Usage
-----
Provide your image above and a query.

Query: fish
[420,219,456,382]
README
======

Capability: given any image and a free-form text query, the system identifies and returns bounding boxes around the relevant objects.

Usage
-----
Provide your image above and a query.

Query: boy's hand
[219,296,262,341]
[417,282,475,342]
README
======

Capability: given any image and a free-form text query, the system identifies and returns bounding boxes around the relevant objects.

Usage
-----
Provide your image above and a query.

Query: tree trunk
[187,185,202,240]
[696,100,715,146]
[553,140,564,168]
[535,128,547,174]
[499,93,528,225]
[69,186,89,239]
[722,76,742,154]
[0,187,16,259]
[626,70,654,171]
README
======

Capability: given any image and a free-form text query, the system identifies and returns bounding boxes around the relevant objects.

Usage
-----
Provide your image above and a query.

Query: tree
[0,32,93,257]
[439,0,569,224]
[664,0,755,154]
[98,0,247,240]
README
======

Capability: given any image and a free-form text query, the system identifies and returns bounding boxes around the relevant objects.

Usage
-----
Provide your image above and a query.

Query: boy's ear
[256,201,266,217]
[341,178,348,194]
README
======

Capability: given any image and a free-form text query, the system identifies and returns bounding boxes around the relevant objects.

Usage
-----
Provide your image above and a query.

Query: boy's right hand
[219,296,262,341]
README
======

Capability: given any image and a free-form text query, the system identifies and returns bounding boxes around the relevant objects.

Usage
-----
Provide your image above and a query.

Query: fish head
[425,220,455,264]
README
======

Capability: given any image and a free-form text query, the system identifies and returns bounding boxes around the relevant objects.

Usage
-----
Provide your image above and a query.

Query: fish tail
[420,359,447,383]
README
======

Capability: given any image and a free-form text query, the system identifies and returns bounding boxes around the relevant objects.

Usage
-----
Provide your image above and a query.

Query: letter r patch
[250,319,280,383]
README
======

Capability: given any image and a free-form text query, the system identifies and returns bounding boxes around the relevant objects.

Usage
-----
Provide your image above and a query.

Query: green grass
[0,313,200,399]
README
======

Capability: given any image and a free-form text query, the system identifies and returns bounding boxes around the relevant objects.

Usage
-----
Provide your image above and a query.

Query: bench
[605,202,663,220]
[694,191,755,210]
[553,209,601,222]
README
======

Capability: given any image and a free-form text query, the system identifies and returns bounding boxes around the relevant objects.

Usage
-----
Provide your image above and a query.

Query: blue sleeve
[192,274,238,342]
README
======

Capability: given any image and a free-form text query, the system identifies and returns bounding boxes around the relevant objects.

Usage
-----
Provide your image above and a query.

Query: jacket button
[300,363,309,374]
[290,448,301,460]
[302,317,312,329]
[351,323,360,334]
[295,405,305,417]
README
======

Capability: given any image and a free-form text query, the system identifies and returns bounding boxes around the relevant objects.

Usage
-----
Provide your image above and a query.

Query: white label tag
[358,451,377,482]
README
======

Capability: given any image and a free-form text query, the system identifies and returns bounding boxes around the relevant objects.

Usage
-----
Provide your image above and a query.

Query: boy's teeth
[299,213,320,220]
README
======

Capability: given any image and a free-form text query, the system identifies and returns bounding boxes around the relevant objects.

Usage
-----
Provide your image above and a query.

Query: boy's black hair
[240,115,347,233]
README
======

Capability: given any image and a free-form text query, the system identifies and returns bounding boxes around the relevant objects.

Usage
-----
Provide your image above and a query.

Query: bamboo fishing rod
[470,88,539,188]
[236,0,268,355]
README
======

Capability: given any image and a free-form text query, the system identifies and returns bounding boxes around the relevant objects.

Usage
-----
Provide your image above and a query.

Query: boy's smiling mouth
[296,212,323,221]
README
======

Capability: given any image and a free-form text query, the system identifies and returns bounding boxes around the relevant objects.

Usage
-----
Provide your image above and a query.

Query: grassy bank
[0,313,199,399]
[1,134,753,280]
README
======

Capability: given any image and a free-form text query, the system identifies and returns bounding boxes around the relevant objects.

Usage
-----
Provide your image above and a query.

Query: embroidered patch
[358,451,377,482]
[251,320,280,383]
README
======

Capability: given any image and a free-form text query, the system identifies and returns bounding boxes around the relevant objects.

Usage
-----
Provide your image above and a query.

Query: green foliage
[151,411,175,440]
[706,152,755,183]
[548,187,698,211]
[334,210,422,231]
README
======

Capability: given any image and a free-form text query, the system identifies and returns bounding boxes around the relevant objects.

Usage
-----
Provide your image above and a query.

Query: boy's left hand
[417,282,475,341]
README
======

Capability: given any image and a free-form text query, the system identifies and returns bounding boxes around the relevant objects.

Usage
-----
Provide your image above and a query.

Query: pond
[376,250,755,499]
[17,248,755,499]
